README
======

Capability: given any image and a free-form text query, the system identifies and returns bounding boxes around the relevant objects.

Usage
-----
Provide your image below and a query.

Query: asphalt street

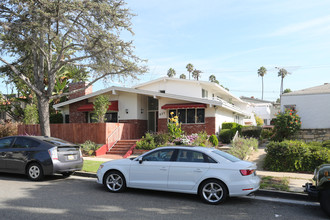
[0,173,328,220]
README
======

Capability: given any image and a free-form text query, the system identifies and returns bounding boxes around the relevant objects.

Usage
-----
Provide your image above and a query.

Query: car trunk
[57,146,81,162]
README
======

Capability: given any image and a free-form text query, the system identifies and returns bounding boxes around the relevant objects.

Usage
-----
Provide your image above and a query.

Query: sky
[1,0,330,101]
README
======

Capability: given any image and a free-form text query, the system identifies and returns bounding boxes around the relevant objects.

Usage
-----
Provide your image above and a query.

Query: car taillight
[240,169,255,176]
[48,147,58,160]
[79,148,83,159]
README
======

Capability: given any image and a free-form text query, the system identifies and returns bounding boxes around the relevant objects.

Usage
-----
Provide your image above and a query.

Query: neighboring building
[53,77,254,136]
[240,96,280,126]
[281,83,330,129]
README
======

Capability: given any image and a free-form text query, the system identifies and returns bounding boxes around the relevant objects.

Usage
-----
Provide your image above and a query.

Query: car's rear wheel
[103,171,126,193]
[27,163,44,181]
[199,179,228,204]
[320,189,330,217]
[62,172,74,178]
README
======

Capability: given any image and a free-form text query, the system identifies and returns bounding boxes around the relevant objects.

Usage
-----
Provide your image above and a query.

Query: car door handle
[194,169,203,173]
[160,167,167,171]
[0,152,6,156]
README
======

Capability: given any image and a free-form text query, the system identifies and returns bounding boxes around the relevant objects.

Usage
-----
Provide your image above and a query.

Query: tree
[186,63,194,80]
[192,69,202,80]
[179,74,186,79]
[277,68,290,95]
[209,74,219,84]
[23,104,39,124]
[257,66,267,100]
[0,0,146,136]
[167,68,176,78]
[283,88,292,93]
[92,95,110,123]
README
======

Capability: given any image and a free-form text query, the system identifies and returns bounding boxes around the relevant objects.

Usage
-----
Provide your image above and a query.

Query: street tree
[209,74,219,84]
[277,68,290,95]
[186,63,194,80]
[179,74,186,79]
[257,66,267,100]
[0,0,146,136]
[92,95,110,123]
[167,68,176,78]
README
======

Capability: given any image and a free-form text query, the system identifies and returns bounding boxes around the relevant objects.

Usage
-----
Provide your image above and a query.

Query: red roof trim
[77,101,118,112]
[161,103,207,109]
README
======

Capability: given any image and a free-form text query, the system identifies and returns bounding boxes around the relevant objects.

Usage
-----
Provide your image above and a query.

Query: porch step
[106,140,138,156]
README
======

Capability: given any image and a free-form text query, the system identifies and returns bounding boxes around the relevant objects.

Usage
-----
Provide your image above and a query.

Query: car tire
[62,172,74,178]
[27,163,44,181]
[103,171,126,193]
[199,179,228,204]
[320,189,330,217]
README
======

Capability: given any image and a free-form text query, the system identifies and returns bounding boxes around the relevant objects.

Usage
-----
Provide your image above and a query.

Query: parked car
[0,136,83,180]
[304,164,330,216]
[97,146,260,204]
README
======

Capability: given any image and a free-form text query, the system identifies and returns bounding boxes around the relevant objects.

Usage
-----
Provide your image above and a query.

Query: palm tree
[209,74,219,84]
[257,66,267,100]
[167,68,176,78]
[192,69,202,80]
[179,74,186,79]
[277,68,290,95]
[186,63,194,80]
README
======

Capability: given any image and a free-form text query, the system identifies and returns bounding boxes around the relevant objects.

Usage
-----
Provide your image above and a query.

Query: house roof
[282,83,330,96]
[53,85,250,116]
[133,77,244,103]
[240,96,275,104]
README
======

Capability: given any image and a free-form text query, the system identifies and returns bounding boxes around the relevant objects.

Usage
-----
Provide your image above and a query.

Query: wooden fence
[18,123,140,145]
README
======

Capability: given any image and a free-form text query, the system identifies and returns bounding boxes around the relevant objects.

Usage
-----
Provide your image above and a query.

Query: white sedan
[96,146,260,204]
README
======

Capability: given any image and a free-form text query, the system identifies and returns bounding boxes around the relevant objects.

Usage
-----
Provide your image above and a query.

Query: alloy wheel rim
[106,174,123,191]
[202,182,223,203]
[29,166,40,179]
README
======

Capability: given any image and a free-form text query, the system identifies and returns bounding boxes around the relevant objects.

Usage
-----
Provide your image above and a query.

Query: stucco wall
[281,93,330,129]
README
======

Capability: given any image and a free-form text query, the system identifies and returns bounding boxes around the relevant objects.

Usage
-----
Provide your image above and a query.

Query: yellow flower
[176,123,179,126]
[174,116,178,119]
[170,112,174,115]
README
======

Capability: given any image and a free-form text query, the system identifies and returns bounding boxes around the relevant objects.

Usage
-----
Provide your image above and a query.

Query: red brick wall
[119,119,148,138]
[69,100,88,123]
[68,82,93,100]
[158,117,216,135]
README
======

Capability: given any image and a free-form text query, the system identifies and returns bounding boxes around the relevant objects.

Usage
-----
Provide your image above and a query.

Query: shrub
[24,104,39,124]
[81,140,100,156]
[272,109,301,141]
[92,95,110,123]
[323,140,330,149]
[0,122,18,138]
[193,131,209,146]
[168,113,183,140]
[135,133,157,150]
[264,140,330,172]
[209,134,219,147]
[260,128,274,140]
[228,137,258,160]
[255,115,264,126]
[50,113,63,123]
[241,126,262,139]
[219,129,234,144]
[153,132,170,146]
[222,122,242,133]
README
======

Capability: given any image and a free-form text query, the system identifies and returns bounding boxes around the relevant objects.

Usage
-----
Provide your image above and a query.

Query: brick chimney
[68,82,93,100]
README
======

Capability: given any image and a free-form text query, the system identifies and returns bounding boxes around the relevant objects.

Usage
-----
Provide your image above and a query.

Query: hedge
[219,129,234,144]
[264,140,330,172]
[241,126,262,138]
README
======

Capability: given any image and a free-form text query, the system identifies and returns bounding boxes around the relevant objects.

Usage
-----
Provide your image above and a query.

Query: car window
[177,150,207,163]
[0,137,15,149]
[212,149,241,162]
[143,149,175,162]
[13,137,40,148]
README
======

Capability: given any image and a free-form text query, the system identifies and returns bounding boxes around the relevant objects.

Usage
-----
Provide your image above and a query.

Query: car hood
[102,158,132,166]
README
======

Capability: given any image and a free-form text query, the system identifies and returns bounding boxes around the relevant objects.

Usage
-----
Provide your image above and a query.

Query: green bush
[228,137,258,160]
[81,140,101,156]
[0,122,18,138]
[272,109,301,141]
[264,140,330,172]
[222,122,242,133]
[323,140,330,149]
[135,133,157,150]
[219,129,234,144]
[50,113,63,123]
[209,134,219,147]
[241,126,262,139]
[153,132,170,146]
[260,128,274,140]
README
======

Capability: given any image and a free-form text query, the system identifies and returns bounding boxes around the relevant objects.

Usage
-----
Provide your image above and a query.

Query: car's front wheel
[103,171,126,193]
[27,163,44,181]
[199,179,228,204]
[320,189,330,217]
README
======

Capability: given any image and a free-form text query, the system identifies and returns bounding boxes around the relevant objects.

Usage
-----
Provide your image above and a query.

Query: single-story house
[281,83,330,129]
[53,77,254,136]
[240,96,280,125]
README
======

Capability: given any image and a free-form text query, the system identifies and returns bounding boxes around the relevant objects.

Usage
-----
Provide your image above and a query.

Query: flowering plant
[167,112,183,139]
[272,109,301,141]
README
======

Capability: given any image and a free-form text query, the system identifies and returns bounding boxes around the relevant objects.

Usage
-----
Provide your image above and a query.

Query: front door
[148,111,158,133]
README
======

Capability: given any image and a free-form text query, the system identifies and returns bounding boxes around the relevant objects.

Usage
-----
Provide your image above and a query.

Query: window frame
[169,108,205,124]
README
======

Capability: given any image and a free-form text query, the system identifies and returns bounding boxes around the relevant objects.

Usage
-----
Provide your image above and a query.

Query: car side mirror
[138,157,143,164]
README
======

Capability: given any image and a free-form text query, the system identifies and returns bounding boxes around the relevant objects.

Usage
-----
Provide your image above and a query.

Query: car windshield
[212,149,241,162]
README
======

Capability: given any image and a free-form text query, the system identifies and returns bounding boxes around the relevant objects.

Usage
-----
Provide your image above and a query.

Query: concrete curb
[73,172,315,202]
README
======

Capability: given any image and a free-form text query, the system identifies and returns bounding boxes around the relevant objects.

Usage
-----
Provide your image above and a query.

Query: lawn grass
[82,160,104,173]
[260,176,290,191]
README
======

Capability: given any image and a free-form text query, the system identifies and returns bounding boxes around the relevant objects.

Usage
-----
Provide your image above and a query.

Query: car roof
[8,136,76,146]
[157,146,215,152]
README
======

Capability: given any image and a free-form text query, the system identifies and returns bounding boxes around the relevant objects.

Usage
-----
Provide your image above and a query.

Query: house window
[169,108,205,124]
[89,112,118,123]
[159,90,165,93]
[65,115,70,123]
[263,119,267,125]
[202,89,208,98]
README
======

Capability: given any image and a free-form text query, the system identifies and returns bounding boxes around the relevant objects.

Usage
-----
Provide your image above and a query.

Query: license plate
[68,155,75,160]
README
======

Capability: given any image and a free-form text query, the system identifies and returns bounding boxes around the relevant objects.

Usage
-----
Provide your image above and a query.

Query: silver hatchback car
[0,136,83,180]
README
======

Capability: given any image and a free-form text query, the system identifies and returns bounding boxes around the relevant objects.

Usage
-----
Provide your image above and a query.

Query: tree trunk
[280,77,284,95]
[262,76,264,100]
[37,95,51,137]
